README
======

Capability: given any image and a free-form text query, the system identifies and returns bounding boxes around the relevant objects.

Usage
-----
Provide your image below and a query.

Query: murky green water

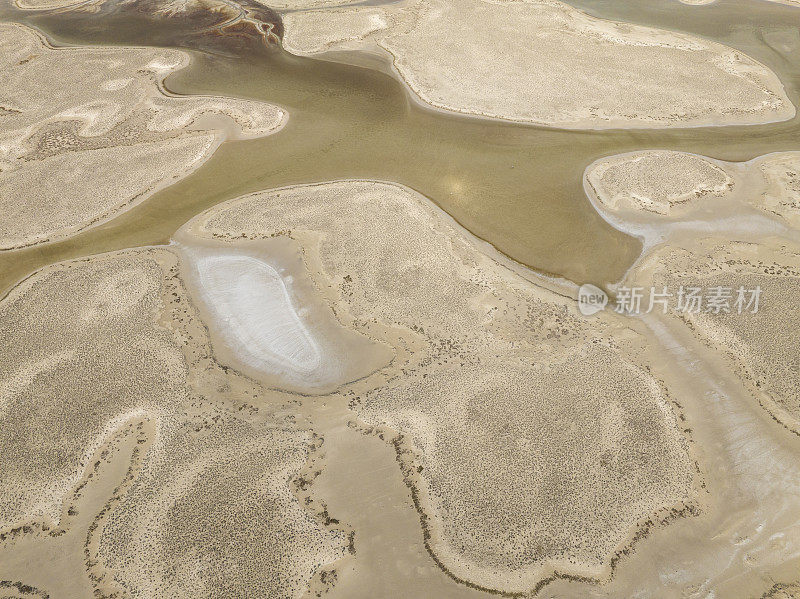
[1,0,799,293]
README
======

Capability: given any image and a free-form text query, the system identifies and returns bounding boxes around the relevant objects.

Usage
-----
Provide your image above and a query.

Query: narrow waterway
[0,0,799,294]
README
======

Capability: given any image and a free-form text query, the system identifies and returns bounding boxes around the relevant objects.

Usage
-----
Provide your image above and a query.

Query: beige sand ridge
[282,0,795,128]
[0,248,347,597]
[0,23,286,251]
[179,179,701,593]
[97,418,349,598]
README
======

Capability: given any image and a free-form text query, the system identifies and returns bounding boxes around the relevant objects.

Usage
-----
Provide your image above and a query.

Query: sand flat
[0,248,348,598]
[175,239,393,394]
[680,0,800,6]
[13,0,89,9]
[568,133,800,594]
[586,148,800,435]
[585,150,800,232]
[0,136,216,249]
[282,0,795,128]
[183,179,700,593]
[0,23,286,250]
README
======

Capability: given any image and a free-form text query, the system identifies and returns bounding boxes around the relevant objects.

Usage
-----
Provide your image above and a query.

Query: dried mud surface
[175,240,394,395]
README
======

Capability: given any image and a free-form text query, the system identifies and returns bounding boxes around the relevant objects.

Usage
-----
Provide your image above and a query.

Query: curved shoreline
[281,0,797,129]
[0,22,288,252]
[178,178,703,595]
[4,2,800,292]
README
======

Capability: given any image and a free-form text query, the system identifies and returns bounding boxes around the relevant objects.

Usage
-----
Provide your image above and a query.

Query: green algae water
[0,0,799,293]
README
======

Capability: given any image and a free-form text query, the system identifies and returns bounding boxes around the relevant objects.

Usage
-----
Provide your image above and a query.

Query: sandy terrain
[585,150,800,231]
[14,0,89,8]
[0,23,286,250]
[632,238,800,435]
[587,148,800,434]
[259,0,363,9]
[97,419,348,598]
[1,2,798,594]
[0,248,347,597]
[757,152,800,226]
[567,137,800,596]
[680,0,799,6]
[180,179,700,593]
[282,0,795,128]
[585,150,734,216]
[762,582,800,598]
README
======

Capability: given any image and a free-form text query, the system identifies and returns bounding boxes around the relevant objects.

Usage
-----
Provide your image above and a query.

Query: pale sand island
[13,0,87,8]
[585,151,735,216]
[281,0,795,128]
[0,23,286,251]
[585,149,800,230]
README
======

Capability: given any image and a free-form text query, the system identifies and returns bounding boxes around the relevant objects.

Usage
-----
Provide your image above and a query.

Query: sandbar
[282,0,795,128]
[0,23,286,250]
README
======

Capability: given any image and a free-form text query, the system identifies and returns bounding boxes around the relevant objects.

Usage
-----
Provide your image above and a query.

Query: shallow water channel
[0,0,799,294]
